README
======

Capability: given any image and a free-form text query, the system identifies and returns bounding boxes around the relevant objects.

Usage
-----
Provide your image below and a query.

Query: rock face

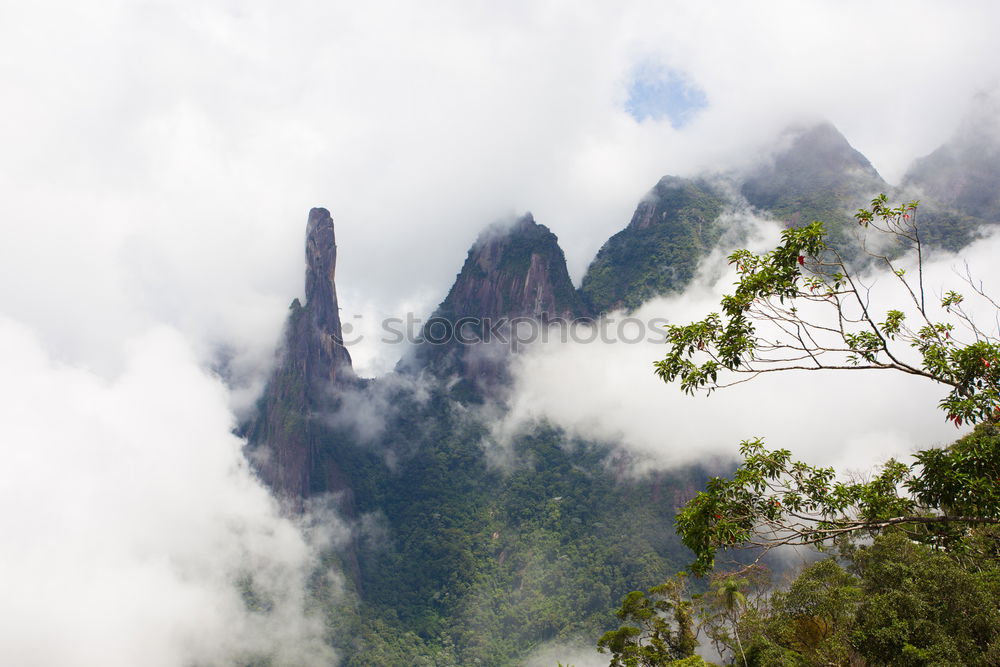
[247,207,354,501]
[437,214,587,321]
[406,213,589,396]
[301,207,354,389]
[580,176,727,314]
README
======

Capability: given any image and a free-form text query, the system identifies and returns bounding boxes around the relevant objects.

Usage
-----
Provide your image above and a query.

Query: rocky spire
[302,207,353,389]
[246,207,354,501]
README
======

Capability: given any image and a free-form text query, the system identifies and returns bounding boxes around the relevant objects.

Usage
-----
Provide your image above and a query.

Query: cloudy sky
[4,0,1000,377]
[2,1,1000,664]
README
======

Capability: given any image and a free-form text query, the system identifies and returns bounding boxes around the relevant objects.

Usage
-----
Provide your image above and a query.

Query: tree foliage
[655,195,1000,425]
[598,575,699,666]
[653,196,1000,574]
[733,559,862,666]
[850,533,1000,665]
[675,423,1000,575]
[594,196,1000,666]
[600,532,1000,666]
[696,569,770,666]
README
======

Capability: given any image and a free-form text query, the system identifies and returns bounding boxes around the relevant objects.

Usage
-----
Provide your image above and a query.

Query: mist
[0,322,345,665]
[505,219,1000,474]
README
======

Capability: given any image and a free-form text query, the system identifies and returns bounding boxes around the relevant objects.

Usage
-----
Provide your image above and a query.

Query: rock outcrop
[301,207,354,389]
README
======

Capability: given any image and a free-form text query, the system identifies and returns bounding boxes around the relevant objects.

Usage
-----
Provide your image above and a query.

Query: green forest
[298,388,711,666]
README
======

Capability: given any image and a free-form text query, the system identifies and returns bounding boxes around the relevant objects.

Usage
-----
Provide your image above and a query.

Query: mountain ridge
[239,113,1000,665]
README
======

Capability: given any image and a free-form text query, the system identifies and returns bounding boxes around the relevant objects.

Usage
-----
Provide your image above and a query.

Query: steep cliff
[405,213,590,395]
[247,207,355,501]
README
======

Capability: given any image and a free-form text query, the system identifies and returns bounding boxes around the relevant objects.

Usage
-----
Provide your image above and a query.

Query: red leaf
[797,255,805,266]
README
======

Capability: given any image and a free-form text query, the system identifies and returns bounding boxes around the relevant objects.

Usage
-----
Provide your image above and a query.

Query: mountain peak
[580,124,889,315]
[904,92,1000,224]
[405,213,589,395]
[742,122,884,211]
[739,122,887,246]
[581,176,728,314]
[439,213,588,323]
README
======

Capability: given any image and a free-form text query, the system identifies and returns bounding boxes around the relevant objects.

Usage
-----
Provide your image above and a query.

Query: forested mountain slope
[580,118,1000,315]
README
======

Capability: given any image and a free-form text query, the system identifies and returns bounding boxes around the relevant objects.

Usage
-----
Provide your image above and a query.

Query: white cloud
[523,640,607,667]
[0,322,341,666]
[504,221,1000,472]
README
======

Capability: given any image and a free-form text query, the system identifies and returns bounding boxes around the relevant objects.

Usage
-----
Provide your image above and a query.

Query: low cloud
[522,640,607,667]
[324,371,433,447]
[0,322,343,666]
[504,220,1000,474]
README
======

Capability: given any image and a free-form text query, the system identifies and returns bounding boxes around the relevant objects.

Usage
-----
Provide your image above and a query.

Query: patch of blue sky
[625,65,708,128]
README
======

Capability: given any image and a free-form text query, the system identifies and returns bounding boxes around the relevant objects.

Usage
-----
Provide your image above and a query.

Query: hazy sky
[2,2,1000,664]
